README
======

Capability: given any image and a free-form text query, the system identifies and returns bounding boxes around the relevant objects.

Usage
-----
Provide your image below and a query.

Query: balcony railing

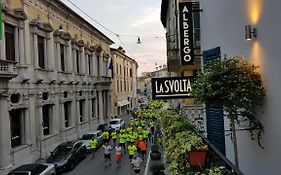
[203,137,244,175]
[0,59,17,79]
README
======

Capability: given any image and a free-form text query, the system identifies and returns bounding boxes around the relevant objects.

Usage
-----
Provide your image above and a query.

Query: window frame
[5,23,16,61]
[37,35,45,69]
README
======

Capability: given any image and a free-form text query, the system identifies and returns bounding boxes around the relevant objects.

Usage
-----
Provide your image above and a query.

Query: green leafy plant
[192,56,265,167]
[150,162,165,172]
[189,166,235,175]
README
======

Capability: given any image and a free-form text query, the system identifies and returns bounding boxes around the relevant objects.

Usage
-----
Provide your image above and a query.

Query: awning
[117,100,130,107]
[117,101,124,107]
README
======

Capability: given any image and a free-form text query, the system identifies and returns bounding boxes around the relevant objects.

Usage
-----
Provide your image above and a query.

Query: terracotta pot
[188,149,207,167]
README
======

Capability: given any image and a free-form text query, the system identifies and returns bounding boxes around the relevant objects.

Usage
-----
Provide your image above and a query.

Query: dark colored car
[97,123,114,133]
[46,140,86,172]
[7,163,56,175]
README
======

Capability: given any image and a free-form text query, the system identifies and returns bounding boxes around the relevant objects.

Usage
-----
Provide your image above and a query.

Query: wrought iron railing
[203,137,244,175]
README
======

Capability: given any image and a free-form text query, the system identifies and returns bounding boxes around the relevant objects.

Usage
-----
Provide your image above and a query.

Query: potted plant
[189,166,236,175]
[150,144,161,160]
[150,162,166,175]
[192,56,265,167]
[182,131,208,168]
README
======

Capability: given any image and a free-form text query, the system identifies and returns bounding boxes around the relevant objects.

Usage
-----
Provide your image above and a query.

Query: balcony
[200,137,244,175]
[95,76,112,85]
[0,59,17,79]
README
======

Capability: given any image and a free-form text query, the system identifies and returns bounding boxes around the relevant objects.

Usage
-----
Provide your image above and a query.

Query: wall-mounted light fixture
[137,37,141,44]
[245,25,257,40]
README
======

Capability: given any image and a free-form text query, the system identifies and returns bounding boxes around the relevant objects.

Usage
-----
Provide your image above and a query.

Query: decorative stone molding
[71,37,77,45]
[77,40,84,47]
[89,45,96,52]
[30,18,54,33]
[95,44,102,53]
[62,32,71,40]
[53,30,71,40]
[14,8,28,20]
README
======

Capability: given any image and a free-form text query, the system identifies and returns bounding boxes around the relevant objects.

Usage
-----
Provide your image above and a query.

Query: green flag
[0,0,2,40]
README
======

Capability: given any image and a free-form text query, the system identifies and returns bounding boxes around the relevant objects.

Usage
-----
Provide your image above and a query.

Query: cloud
[130,7,160,28]
[108,5,129,12]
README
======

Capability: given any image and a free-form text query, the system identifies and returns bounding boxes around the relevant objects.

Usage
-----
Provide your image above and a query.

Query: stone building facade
[110,47,138,116]
[0,0,113,173]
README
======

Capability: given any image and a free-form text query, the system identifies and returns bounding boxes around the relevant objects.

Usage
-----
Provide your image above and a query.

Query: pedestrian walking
[89,138,98,158]
[119,132,126,154]
[111,130,117,146]
[128,143,137,160]
[114,143,122,168]
[103,130,110,144]
[138,140,147,162]
[102,142,112,167]
[131,155,143,175]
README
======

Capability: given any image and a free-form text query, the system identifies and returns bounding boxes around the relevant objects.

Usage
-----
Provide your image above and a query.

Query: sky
[62,0,167,75]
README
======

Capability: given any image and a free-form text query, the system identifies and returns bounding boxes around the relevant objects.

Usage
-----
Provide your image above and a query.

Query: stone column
[24,108,31,145]
[76,100,80,124]
[67,41,72,72]
[60,103,65,129]
[81,47,85,74]
[71,98,75,127]
[107,91,111,118]
[19,28,25,65]
[99,52,104,77]
[47,36,54,70]
[0,93,12,169]
[95,96,98,119]
[23,1,31,65]
[37,105,43,159]
[104,91,107,119]
[98,90,104,123]
[0,22,5,59]
[93,54,98,77]
[53,92,60,133]
[15,28,19,63]
[28,94,37,151]
[33,34,38,68]
[85,95,89,122]
[85,53,89,75]
[56,43,61,71]
[72,49,77,73]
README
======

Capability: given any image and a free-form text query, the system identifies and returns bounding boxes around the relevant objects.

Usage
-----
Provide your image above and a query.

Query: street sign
[151,76,194,100]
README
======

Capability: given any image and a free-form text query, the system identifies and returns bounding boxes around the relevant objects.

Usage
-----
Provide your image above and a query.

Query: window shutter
[203,47,225,155]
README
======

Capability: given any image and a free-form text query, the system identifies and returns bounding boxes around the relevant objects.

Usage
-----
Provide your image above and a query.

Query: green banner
[0,0,2,40]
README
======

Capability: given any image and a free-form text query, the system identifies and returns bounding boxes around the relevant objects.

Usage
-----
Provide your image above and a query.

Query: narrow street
[61,114,147,175]
[61,144,145,175]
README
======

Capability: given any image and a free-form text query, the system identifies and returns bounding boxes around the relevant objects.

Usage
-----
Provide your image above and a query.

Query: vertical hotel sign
[179,2,194,65]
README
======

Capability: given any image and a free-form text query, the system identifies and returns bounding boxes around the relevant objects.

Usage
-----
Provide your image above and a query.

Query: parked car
[80,130,103,152]
[109,118,125,132]
[97,123,114,133]
[7,163,56,175]
[46,140,86,172]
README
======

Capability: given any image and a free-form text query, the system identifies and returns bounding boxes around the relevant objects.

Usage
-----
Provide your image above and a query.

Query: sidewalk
[144,141,167,175]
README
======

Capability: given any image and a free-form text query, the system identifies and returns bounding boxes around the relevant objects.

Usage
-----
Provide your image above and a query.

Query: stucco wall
[200,0,281,174]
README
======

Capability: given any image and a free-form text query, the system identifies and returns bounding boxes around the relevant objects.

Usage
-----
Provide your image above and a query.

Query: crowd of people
[89,108,158,175]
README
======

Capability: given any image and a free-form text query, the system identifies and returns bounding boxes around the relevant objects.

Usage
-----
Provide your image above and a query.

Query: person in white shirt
[114,143,122,168]
[131,155,143,175]
[103,142,112,166]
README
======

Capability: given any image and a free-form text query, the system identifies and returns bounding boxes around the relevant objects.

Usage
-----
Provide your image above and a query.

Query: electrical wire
[65,0,117,36]
[64,0,138,55]
[63,0,158,73]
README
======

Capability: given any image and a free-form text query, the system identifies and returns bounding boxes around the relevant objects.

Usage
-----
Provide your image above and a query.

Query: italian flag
[0,0,2,40]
